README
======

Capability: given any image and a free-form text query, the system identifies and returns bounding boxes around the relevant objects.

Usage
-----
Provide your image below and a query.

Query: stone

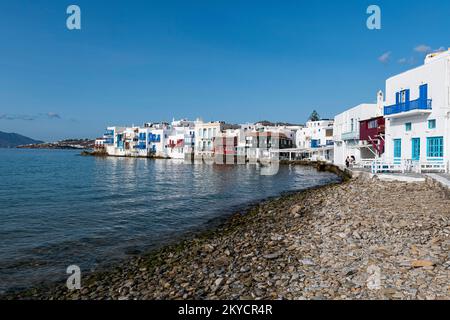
[411,260,435,268]
[6,178,449,301]
[215,278,224,287]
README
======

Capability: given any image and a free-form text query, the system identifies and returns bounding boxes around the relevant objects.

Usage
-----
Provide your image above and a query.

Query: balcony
[341,131,359,141]
[384,98,432,118]
[104,130,114,136]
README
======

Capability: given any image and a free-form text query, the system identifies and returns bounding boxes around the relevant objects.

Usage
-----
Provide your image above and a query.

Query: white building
[194,120,235,160]
[167,119,196,160]
[383,49,450,172]
[104,126,126,156]
[333,92,384,166]
[142,122,172,158]
[296,120,334,149]
[295,120,334,161]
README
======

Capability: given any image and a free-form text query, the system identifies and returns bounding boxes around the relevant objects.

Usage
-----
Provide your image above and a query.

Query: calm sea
[0,149,340,293]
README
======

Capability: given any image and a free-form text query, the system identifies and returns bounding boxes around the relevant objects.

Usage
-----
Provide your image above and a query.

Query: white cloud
[398,57,415,65]
[414,44,432,53]
[414,45,447,55]
[378,51,391,64]
[46,112,61,119]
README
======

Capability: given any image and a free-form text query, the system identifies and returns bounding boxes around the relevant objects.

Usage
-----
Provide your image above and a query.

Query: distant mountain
[0,131,44,148]
[256,120,303,127]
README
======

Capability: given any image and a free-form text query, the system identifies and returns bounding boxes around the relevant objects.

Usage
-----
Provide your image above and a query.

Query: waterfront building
[194,120,235,160]
[333,91,384,166]
[168,119,196,160]
[103,126,126,156]
[135,127,152,157]
[295,120,334,161]
[214,129,241,164]
[247,131,294,162]
[143,122,171,158]
[383,49,450,172]
[296,120,334,149]
[94,138,106,150]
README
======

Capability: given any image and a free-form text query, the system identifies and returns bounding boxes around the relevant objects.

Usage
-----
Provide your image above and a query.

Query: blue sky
[0,0,449,141]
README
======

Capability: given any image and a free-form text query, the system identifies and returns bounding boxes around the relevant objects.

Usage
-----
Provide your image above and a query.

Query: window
[427,137,443,158]
[428,119,436,129]
[394,139,402,158]
[405,122,412,131]
[368,119,378,129]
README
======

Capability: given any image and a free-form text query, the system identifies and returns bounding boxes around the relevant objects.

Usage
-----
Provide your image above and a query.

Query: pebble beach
[6,173,450,300]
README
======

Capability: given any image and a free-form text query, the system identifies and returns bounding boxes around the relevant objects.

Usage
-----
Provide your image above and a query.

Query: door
[393,139,402,164]
[412,138,420,161]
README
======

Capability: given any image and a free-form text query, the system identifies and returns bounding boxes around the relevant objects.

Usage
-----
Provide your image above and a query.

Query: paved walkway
[427,173,450,189]
[349,168,426,183]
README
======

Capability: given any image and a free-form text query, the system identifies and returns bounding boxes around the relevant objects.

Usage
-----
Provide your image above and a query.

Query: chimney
[377,90,384,116]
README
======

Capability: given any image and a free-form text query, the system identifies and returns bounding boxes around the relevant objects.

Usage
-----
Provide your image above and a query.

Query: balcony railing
[384,98,432,116]
[104,130,114,136]
[341,131,359,141]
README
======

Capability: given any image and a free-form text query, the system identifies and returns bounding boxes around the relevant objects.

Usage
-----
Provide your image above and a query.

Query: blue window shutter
[396,92,400,104]
[420,84,428,100]
[405,89,410,102]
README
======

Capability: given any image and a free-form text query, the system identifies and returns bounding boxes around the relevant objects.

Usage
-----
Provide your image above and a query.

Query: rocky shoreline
[4,170,450,300]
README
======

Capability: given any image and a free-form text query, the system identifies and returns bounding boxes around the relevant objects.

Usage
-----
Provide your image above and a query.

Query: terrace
[384,98,432,118]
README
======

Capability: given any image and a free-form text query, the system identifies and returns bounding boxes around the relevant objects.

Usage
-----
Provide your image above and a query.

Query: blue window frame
[428,119,436,129]
[427,137,443,158]
[397,89,410,104]
[405,122,412,131]
[394,139,402,159]
[412,138,420,161]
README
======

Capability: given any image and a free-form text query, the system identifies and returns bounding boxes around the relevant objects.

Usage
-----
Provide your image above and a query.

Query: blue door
[412,138,420,161]
[419,84,428,99]
[394,139,402,164]
[419,84,428,109]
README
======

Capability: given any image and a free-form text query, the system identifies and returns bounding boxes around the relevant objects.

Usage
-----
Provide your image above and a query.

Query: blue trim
[394,139,402,159]
[405,122,412,132]
[384,98,432,116]
[412,138,420,161]
[428,119,436,129]
[426,136,443,158]
[420,84,428,100]
[405,89,410,108]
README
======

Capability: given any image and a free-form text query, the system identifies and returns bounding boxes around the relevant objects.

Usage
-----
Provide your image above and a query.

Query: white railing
[369,159,448,174]
[352,159,377,170]
[414,162,448,173]
[371,160,405,174]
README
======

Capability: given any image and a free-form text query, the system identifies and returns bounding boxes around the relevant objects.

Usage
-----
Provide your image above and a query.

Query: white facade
[167,122,195,160]
[384,49,450,171]
[104,126,126,156]
[194,120,225,159]
[333,92,383,166]
[296,120,334,149]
